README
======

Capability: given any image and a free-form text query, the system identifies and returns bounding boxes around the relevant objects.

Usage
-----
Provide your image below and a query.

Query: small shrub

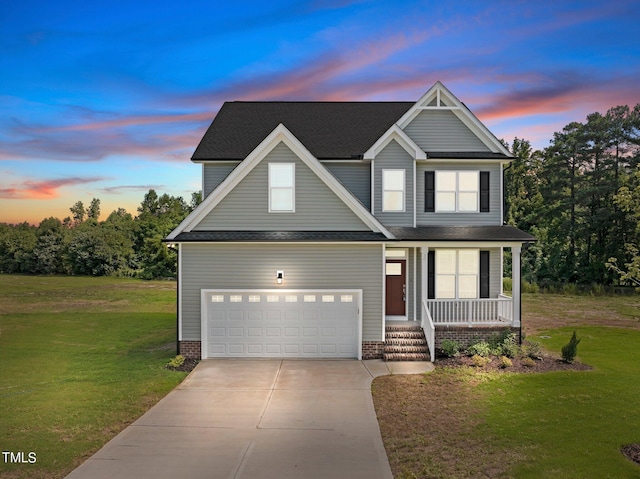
[467,341,491,357]
[562,283,579,295]
[499,356,512,368]
[561,330,581,363]
[440,339,460,357]
[521,357,536,367]
[521,339,542,359]
[471,354,489,367]
[167,355,185,368]
[500,332,520,358]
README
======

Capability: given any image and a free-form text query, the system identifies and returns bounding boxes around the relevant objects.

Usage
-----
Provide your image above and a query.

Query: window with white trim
[435,249,479,299]
[382,169,405,212]
[269,163,295,212]
[435,171,478,212]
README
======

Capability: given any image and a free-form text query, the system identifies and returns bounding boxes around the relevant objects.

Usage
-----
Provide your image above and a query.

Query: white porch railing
[421,300,436,362]
[426,296,513,326]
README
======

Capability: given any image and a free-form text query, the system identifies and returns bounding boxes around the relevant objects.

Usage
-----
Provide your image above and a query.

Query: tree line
[0,190,201,279]
[505,103,640,288]
[1,102,639,284]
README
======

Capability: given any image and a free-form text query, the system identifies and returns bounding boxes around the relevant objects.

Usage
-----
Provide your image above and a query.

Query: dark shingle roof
[425,152,512,160]
[192,102,414,160]
[169,231,389,242]
[167,227,534,243]
[388,226,535,242]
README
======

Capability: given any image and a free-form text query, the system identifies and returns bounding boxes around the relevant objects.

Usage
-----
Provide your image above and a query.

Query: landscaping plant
[561,330,581,363]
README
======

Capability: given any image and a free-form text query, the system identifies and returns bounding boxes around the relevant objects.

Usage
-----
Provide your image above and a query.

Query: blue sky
[1,0,639,224]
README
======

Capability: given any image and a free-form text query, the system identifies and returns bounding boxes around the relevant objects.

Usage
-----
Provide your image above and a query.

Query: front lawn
[0,275,187,479]
[373,293,640,478]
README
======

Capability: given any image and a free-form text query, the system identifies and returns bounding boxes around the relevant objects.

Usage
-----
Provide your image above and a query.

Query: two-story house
[167,81,535,361]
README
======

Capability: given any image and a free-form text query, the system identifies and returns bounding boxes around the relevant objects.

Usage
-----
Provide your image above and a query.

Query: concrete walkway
[65,359,433,479]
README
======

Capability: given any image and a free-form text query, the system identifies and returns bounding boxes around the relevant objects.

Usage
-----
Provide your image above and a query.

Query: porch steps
[383,324,430,361]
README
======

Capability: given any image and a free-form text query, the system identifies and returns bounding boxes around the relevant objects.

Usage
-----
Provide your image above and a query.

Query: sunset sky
[1,0,639,225]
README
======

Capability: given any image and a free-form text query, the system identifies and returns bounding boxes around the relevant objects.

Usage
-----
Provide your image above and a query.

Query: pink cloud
[0,177,106,199]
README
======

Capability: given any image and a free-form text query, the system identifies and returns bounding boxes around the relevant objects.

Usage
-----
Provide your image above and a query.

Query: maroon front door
[385,259,406,315]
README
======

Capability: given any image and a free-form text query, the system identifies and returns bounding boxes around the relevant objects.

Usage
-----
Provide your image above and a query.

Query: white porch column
[512,245,522,327]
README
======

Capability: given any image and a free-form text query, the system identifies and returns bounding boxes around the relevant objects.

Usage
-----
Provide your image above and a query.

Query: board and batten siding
[323,161,371,210]
[194,142,370,231]
[403,110,491,152]
[416,162,502,225]
[181,243,384,342]
[202,162,240,198]
[373,140,414,227]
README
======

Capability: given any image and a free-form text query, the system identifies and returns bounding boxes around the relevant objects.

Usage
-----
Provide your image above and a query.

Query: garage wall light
[276,270,284,285]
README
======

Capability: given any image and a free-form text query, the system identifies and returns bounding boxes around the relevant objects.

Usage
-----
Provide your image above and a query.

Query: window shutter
[427,250,435,299]
[425,171,435,212]
[480,171,490,212]
[480,250,490,298]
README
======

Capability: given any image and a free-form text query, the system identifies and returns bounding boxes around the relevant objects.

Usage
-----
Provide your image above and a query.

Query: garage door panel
[303,327,318,336]
[247,327,263,336]
[266,344,282,354]
[204,290,359,358]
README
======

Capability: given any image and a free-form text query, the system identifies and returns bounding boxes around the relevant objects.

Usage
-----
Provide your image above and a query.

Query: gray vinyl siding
[180,243,384,341]
[373,140,414,227]
[194,142,370,231]
[416,162,502,225]
[202,162,241,198]
[489,247,501,298]
[403,110,491,152]
[323,162,371,210]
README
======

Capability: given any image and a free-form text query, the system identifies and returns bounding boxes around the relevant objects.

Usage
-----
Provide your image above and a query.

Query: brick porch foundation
[434,325,520,350]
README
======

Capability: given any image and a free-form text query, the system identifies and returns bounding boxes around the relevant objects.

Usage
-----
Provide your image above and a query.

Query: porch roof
[388,225,535,242]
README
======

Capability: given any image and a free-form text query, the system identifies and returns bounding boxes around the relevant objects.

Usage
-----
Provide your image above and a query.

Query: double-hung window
[436,171,478,212]
[435,249,479,299]
[382,169,405,212]
[269,163,295,212]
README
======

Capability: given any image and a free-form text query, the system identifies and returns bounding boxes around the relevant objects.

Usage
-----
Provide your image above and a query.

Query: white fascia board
[417,158,510,164]
[396,81,512,157]
[389,240,527,249]
[363,124,426,160]
[168,123,394,240]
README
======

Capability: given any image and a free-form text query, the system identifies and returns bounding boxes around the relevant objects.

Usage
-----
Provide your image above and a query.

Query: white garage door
[201,290,361,359]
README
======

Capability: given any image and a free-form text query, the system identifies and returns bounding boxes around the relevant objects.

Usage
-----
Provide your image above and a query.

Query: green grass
[0,275,187,479]
[475,326,640,478]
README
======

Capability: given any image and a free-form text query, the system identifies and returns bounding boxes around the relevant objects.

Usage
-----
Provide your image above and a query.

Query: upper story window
[382,169,405,212]
[436,171,478,212]
[425,170,490,213]
[269,163,295,212]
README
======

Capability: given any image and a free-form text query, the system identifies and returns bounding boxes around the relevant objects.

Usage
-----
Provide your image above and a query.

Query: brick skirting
[179,340,383,360]
[179,341,201,359]
[362,341,384,359]
[434,325,520,350]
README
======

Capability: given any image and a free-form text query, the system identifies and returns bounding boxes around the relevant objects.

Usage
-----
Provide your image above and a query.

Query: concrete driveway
[65,359,433,479]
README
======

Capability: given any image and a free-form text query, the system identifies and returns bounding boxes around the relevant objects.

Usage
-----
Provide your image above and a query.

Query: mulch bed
[622,444,640,466]
[165,358,200,372]
[435,354,592,373]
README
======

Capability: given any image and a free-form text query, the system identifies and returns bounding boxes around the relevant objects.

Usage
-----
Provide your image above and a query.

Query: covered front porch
[384,237,526,361]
